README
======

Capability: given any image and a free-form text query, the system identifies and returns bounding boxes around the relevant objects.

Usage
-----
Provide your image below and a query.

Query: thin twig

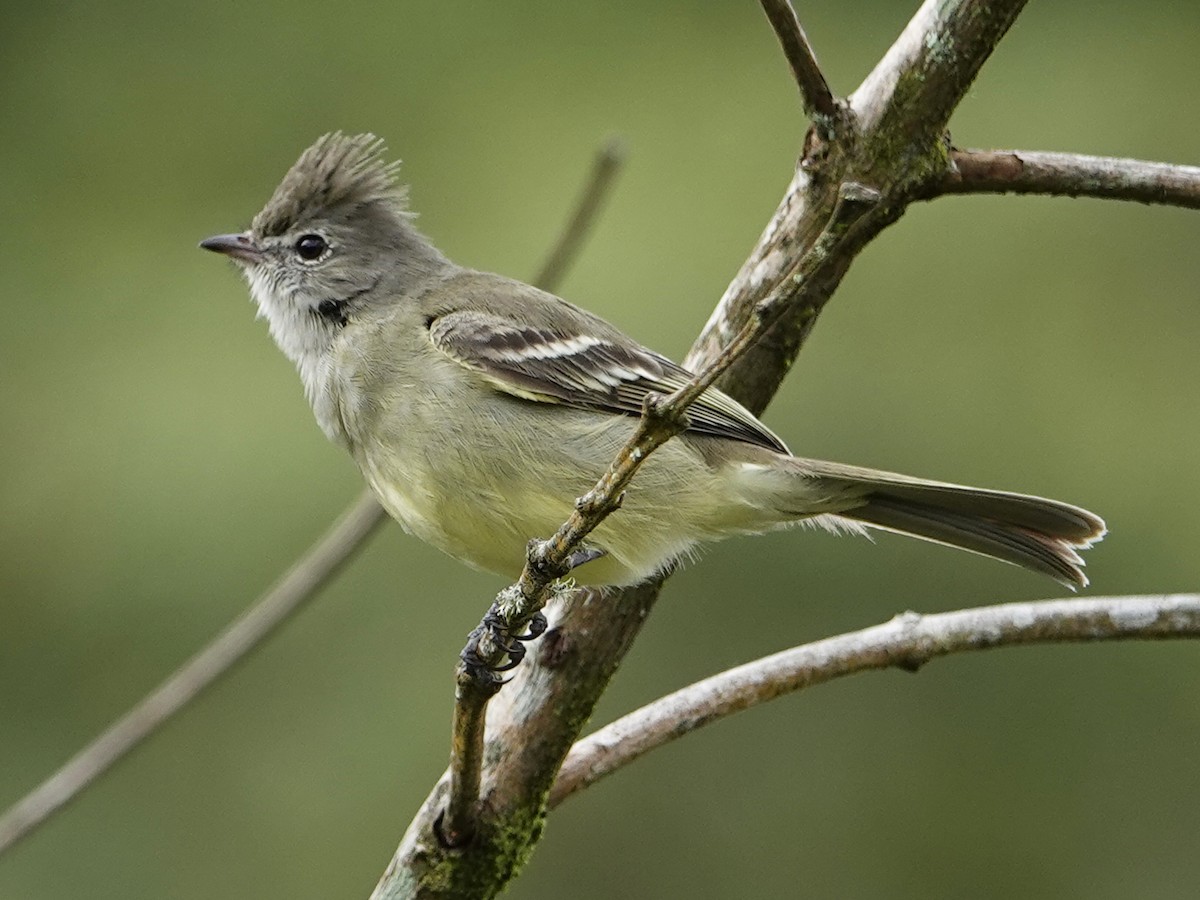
[0,489,387,856]
[531,182,881,566]
[758,0,839,134]
[533,137,627,291]
[931,148,1200,209]
[550,594,1200,806]
[441,180,882,846]
[0,139,628,860]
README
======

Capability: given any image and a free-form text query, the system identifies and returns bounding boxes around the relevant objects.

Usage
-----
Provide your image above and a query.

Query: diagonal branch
[690,0,1030,394]
[533,137,628,289]
[0,489,386,856]
[850,0,1029,144]
[930,148,1200,209]
[549,594,1200,806]
[758,0,839,135]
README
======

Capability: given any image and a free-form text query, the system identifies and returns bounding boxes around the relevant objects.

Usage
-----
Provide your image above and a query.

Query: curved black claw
[513,611,548,642]
[489,643,526,673]
[566,546,607,572]
[458,609,550,679]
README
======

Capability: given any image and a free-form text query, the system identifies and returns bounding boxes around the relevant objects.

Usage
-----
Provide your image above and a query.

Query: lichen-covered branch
[850,0,1028,143]
[689,0,1030,392]
[931,148,1200,209]
[550,594,1200,806]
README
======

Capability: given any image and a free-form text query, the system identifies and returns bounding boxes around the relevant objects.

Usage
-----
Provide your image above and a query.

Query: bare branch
[0,489,387,856]
[375,581,666,899]
[930,148,1200,209]
[551,594,1200,806]
[0,139,625,861]
[758,0,839,134]
[533,137,627,292]
[361,1,1200,893]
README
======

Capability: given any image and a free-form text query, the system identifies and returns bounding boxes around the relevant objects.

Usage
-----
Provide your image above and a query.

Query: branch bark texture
[550,594,1200,806]
[935,149,1200,208]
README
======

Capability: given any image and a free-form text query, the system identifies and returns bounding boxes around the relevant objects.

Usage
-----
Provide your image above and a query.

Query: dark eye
[294,234,329,261]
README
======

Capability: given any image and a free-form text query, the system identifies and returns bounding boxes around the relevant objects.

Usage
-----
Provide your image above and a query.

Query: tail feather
[787,460,1106,589]
[844,495,1095,588]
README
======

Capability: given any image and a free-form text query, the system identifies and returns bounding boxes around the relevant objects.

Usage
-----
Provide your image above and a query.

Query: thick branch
[690,0,1030,391]
[851,0,1028,146]
[369,2,1182,896]
[931,148,1200,209]
[758,0,839,134]
[550,594,1200,806]
[381,0,1049,894]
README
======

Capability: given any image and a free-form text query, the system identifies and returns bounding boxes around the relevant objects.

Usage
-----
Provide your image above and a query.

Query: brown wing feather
[427,310,787,453]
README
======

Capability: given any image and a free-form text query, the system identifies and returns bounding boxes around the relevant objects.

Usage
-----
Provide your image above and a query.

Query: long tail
[792,460,1106,588]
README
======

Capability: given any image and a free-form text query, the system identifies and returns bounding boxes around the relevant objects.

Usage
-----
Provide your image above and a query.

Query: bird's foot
[459,609,549,686]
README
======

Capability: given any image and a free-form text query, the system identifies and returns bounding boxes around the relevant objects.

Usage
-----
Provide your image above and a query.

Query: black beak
[199,232,262,264]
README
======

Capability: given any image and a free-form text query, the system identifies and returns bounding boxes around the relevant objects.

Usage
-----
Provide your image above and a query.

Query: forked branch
[381,1,1066,895]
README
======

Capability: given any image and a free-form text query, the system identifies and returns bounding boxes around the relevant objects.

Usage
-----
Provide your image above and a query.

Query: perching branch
[549,594,1200,806]
[441,178,882,846]
[932,148,1200,209]
[380,1,1056,895]
[0,140,626,860]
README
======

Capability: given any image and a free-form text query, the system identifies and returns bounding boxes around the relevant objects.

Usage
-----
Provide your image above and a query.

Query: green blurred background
[2,1,1198,897]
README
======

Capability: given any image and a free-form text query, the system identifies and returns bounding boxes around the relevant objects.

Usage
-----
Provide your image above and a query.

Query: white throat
[245,267,336,407]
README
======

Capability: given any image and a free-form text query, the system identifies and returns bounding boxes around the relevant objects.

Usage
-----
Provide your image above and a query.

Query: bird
[200,132,1105,590]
